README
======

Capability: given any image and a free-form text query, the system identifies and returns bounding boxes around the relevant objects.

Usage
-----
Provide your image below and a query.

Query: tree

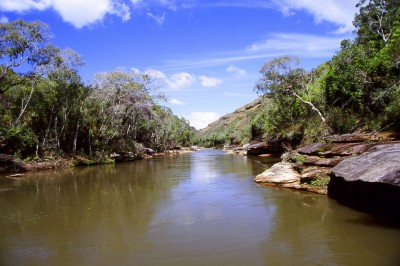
[256,56,326,123]
[40,48,86,152]
[354,0,400,48]
[87,71,160,151]
[0,20,58,87]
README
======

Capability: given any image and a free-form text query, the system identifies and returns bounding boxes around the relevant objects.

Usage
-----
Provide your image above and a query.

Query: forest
[0,20,194,160]
[196,0,400,147]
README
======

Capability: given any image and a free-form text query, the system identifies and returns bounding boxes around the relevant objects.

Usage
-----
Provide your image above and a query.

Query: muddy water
[1,149,399,265]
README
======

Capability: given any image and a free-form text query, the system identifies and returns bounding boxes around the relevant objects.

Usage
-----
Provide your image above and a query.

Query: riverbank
[0,146,199,176]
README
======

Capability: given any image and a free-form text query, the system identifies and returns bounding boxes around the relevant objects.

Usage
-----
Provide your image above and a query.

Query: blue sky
[0,0,359,129]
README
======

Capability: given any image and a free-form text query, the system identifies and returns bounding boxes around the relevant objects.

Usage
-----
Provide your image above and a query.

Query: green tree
[0,19,59,87]
[256,56,326,123]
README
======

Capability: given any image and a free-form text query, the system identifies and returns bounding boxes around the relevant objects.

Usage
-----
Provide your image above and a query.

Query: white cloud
[226,65,246,77]
[0,15,9,23]
[0,0,131,28]
[163,33,344,71]
[247,33,344,58]
[147,12,166,26]
[187,112,220,130]
[52,0,131,28]
[144,68,167,79]
[0,0,51,12]
[130,0,143,5]
[110,2,131,21]
[132,68,199,89]
[272,0,358,33]
[199,75,222,87]
[130,67,141,73]
[166,72,196,89]
[170,98,185,105]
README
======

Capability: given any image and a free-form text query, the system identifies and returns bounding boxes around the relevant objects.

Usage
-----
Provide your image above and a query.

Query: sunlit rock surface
[254,162,300,184]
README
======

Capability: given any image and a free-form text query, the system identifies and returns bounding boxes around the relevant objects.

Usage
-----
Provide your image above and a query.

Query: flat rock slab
[254,162,300,184]
[303,156,345,167]
[298,142,375,157]
[332,143,400,185]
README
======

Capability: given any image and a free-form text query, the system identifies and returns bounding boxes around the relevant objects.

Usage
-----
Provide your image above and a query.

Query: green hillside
[194,97,273,147]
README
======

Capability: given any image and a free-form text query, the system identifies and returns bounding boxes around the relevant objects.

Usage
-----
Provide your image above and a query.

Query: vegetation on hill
[0,20,194,160]
[194,97,272,147]
[196,0,400,147]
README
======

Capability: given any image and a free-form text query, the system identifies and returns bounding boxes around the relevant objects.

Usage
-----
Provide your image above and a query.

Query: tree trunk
[72,120,80,154]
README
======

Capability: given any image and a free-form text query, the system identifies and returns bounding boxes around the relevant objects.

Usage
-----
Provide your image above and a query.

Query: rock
[300,166,331,182]
[329,143,400,223]
[0,154,26,174]
[245,142,269,155]
[143,148,156,155]
[323,132,398,143]
[303,155,345,167]
[110,151,143,162]
[298,142,376,157]
[254,162,300,184]
[331,143,400,185]
[244,141,284,155]
[298,143,326,155]
[282,181,328,195]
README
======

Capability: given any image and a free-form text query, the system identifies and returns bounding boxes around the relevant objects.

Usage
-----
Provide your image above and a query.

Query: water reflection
[0,150,399,265]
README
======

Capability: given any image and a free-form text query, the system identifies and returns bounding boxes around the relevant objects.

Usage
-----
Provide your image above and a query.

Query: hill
[195,97,272,147]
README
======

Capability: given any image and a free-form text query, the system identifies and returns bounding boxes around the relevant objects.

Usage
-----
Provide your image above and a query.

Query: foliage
[0,125,38,157]
[309,176,330,188]
[252,0,400,142]
[0,19,195,159]
[0,19,59,84]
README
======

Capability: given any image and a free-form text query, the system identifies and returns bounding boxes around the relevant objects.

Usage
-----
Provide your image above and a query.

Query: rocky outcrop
[254,132,400,197]
[329,143,400,222]
[331,143,400,185]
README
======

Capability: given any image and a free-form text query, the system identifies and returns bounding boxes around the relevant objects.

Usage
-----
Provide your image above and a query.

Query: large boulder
[254,162,300,184]
[331,144,400,185]
[329,143,400,223]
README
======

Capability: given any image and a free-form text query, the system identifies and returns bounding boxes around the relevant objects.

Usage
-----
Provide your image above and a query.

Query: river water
[0,149,399,265]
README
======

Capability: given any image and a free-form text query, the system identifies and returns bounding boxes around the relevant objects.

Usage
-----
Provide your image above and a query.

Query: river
[0,149,399,265]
